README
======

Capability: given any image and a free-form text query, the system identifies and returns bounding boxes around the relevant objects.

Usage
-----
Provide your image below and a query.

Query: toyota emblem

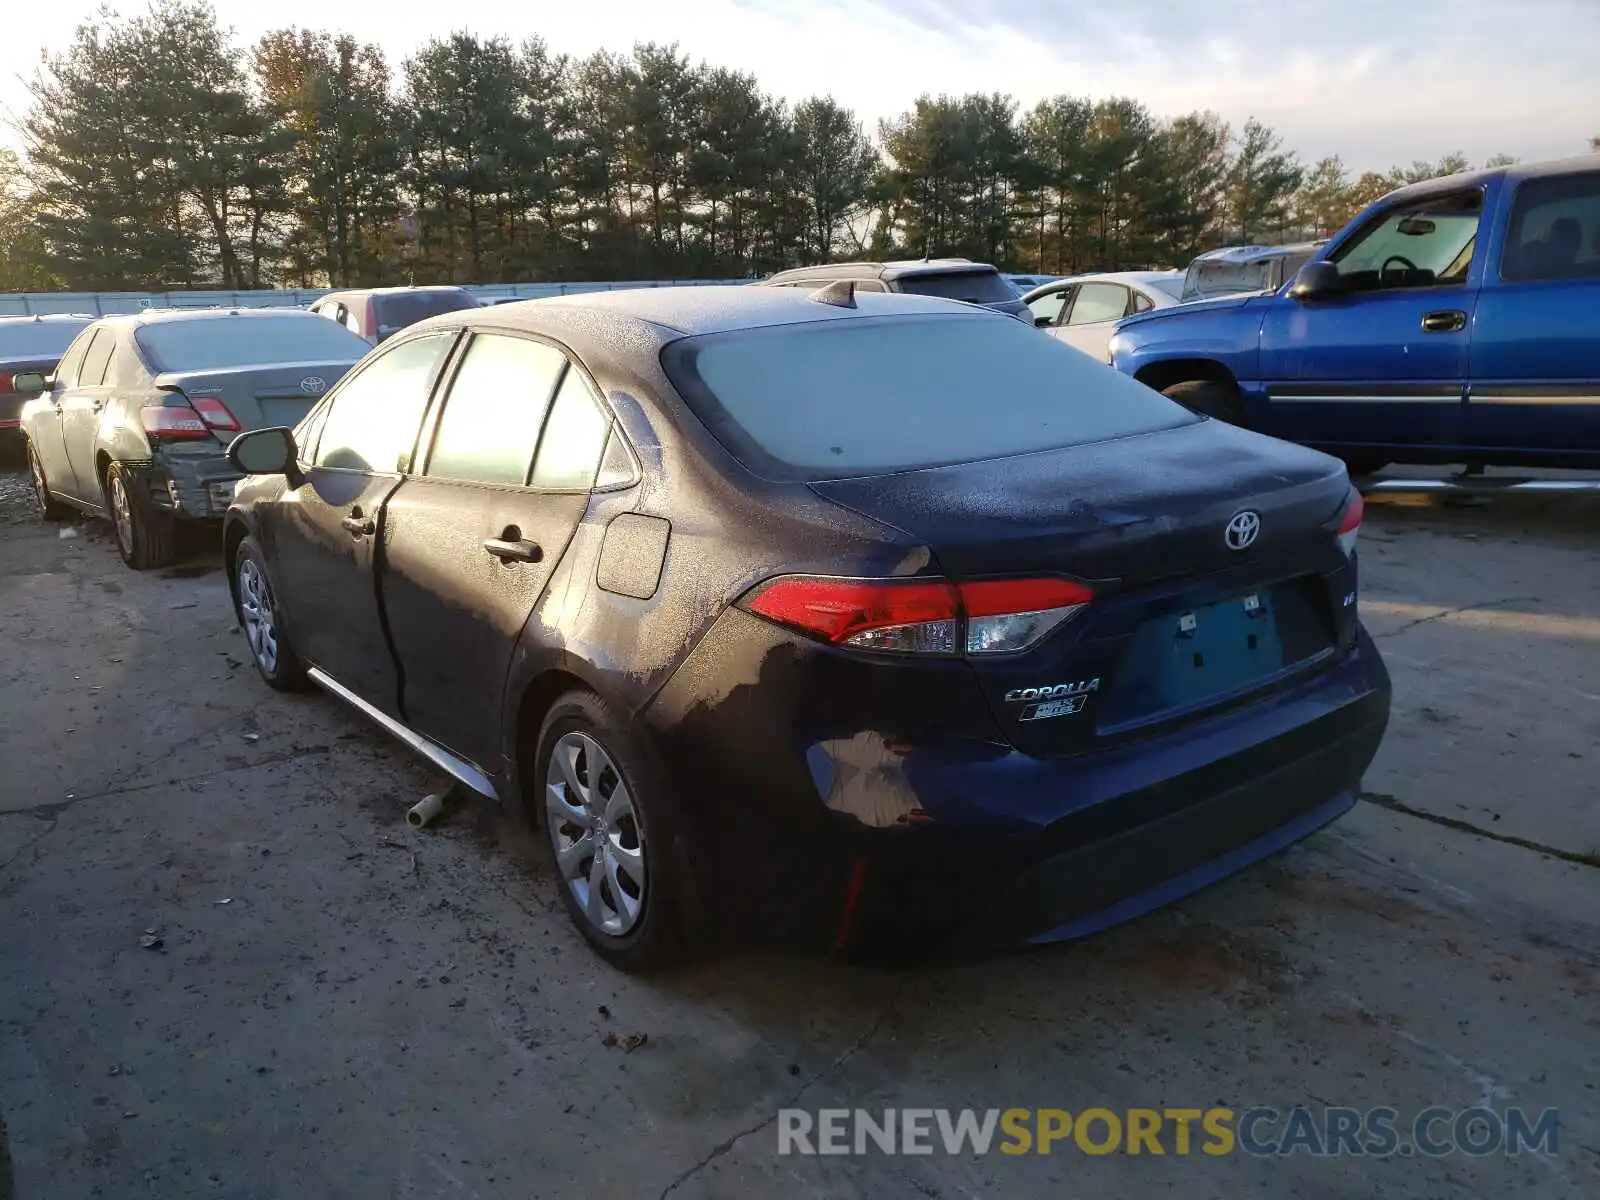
[299,376,327,396]
[1224,510,1261,550]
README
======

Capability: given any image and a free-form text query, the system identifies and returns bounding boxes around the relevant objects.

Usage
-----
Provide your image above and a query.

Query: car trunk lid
[808,419,1360,756]
[153,359,358,435]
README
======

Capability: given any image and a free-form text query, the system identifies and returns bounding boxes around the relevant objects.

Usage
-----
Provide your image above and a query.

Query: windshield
[136,315,371,372]
[0,320,91,360]
[896,271,1018,304]
[662,313,1194,481]
[374,291,479,332]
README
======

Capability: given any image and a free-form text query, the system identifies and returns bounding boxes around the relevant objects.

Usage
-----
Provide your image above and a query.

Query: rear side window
[425,333,567,486]
[530,369,611,490]
[895,270,1017,304]
[664,314,1194,481]
[1501,172,1600,281]
[314,333,454,472]
[79,330,115,386]
[374,291,479,334]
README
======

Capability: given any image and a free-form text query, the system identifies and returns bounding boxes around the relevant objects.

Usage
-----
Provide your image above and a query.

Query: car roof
[1045,271,1183,288]
[1382,155,1600,205]
[408,284,999,344]
[0,313,95,325]
[113,307,330,328]
[324,285,473,297]
[765,259,997,284]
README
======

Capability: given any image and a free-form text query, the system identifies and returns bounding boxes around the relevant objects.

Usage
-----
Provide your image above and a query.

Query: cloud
[1,0,1594,169]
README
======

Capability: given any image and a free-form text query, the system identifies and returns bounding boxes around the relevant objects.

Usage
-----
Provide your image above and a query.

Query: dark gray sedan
[18,308,371,568]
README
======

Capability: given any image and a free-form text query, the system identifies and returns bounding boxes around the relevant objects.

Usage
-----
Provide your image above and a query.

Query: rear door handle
[1421,310,1466,333]
[341,515,375,536]
[484,537,543,564]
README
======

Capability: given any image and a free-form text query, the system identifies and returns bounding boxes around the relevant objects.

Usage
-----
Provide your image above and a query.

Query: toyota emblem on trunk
[1225,510,1261,550]
[299,376,327,395]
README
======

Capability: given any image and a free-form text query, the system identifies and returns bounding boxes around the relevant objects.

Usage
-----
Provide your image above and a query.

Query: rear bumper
[142,453,240,518]
[648,621,1390,962]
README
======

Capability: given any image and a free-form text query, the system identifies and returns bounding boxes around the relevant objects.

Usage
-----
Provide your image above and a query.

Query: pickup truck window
[1331,191,1482,291]
[1501,172,1600,282]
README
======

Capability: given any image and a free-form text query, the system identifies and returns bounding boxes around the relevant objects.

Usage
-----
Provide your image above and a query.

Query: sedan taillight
[1337,485,1363,557]
[139,405,214,441]
[739,575,1094,656]
[189,395,240,432]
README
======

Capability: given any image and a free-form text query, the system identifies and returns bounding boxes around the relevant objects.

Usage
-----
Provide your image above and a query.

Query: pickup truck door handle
[1421,310,1467,333]
[484,535,543,564]
[340,510,375,536]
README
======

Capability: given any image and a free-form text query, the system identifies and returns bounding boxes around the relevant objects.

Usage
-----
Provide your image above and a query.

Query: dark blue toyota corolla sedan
[222,284,1391,969]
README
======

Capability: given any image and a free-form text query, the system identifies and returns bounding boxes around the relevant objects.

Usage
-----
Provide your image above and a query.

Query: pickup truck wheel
[537,690,687,972]
[1162,379,1246,426]
[26,440,71,521]
[105,461,176,570]
[233,537,309,691]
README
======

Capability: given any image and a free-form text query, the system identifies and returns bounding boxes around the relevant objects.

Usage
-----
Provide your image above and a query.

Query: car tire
[536,690,687,971]
[232,536,308,691]
[104,461,176,570]
[1162,379,1247,426]
[26,440,71,521]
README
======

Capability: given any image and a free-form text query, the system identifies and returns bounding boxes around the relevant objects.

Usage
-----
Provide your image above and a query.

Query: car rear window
[0,321,91,360]
[374,291,479,332]
[894,270,1018,303]
[662,313,1195,481]
[136,315,371,372]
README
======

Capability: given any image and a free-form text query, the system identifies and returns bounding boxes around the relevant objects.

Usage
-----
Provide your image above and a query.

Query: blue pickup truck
[1108,157,1600,473]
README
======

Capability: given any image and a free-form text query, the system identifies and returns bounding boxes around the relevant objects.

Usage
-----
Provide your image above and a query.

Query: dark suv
[761,259,1031,320]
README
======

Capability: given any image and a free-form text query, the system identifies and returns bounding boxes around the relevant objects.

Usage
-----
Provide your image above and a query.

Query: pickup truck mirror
[11,371,47,397]
[228,427,299,477]
[1289,261,1345,301]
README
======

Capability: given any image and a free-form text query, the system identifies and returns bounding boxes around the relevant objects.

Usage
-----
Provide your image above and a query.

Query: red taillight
[739,574,1094,656]
[139,405,214,441]
[189,395,240,432]
[0,372,13,394]
[1337,485,1363,557]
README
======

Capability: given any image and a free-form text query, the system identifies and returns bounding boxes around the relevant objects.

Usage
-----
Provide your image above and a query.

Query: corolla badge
[1224,509,1261,550]
[299,376,328,396]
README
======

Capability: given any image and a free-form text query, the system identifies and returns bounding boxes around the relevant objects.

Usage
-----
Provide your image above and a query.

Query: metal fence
[0,279,748,318]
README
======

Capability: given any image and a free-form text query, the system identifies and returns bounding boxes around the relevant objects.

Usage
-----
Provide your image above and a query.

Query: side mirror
[1034,314,1053,328]
[12,371,46,397]
[228,427,298,477]
[1289,261,1345,301]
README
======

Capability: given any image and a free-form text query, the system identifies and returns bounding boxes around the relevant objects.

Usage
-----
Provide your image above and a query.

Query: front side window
[1067,283,1130,325]
[425,333,568,486]
[1330,191,1483,291]
[664,313,1193,482]
[1501,171,1600,282]
[79,329,115,386]
[1026,287,1071,326]
[136,314,371,372]
[314,332,454,473]
[530,368,611,490]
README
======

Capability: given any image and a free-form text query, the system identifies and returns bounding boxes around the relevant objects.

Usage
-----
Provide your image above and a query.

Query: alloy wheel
[545,731,647,937]
[236,557,279,675]
[109,471,134,555]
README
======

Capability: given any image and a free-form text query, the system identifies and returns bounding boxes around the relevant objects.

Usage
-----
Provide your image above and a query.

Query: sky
[2,0,1596,172]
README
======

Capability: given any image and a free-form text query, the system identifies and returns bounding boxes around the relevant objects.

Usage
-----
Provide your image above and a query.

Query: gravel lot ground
[1,466,1596,1199]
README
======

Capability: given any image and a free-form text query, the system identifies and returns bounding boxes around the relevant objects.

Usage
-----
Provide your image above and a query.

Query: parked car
[1022,272,1186,361]
[309,286,481,345]
[761,259,1032,321]
[17,308,372,568]
[220,284,1389,969]
[1,315,94,456]
[1179,243,1326,303]
[1110,157,1600,473]
[1006,274,1061,292]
